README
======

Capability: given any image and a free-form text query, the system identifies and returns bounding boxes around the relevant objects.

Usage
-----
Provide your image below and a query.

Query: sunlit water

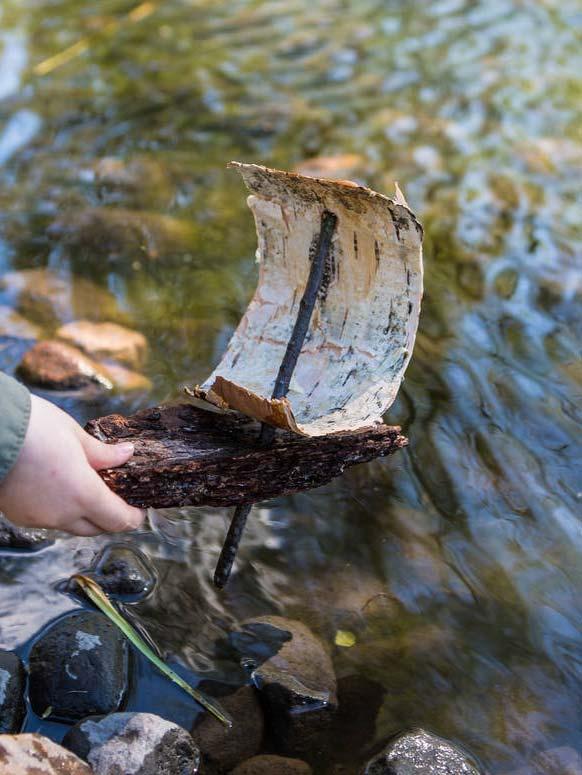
[0,1,581,772]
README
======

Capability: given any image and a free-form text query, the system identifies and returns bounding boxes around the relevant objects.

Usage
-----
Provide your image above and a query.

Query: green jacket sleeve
[0,373,31,483]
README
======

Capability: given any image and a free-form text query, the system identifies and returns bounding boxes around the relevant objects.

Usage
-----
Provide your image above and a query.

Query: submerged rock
[0,513,54,551]
[0,649,26,733]
[191,684,264,772]
[17,339,151,393]
[63,712,200,775]
[57,320,148,369]
[361,729,483,775]
[17,340,113,390]
[50,207,197,262]
[89,543,157,602]
[28,610,129,721]
[231,754,313,775]
[231,616,337,757]
[0,734,92,774]
[330,675,385,762]
[0,268,125,328]
[0,304,41,340]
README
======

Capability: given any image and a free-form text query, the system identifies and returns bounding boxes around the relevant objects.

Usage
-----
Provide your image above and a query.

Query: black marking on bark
[342,368,357,386]
[374,240,381,269]
[340,308,349,336]
[406,269,411,287]
[231,351,241,368]
[307,379,321,398]
[383,300,394,335]
[353,231,359,261]
[408,301,413,315]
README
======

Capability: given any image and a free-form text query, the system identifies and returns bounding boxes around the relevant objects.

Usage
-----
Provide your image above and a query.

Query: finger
[67,518,104,537]
[79,431,135,471]
[82,470,145,533]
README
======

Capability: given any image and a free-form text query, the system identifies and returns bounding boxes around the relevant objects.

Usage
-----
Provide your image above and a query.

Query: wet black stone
[0,649,26,733]
[63,712,200,775]
[0,513,54,551]
[361,728,484,775]
[231,616,337,758]
[28,610,129,721]
[89,542,157,602]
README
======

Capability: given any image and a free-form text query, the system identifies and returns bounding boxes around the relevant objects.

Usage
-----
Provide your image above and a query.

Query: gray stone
[63,712,200,775]
[361,728,483,775]
[28,611,129,721]
[0,734,92,774]
[230,616,337,757]
[0,513,54,551]
[191,684,264,772]
[231,754,313,775]
[89,543,157,602]
[0,649,26,733]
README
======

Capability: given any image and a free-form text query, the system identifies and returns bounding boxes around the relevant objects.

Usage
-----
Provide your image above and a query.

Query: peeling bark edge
[86,403,407,509]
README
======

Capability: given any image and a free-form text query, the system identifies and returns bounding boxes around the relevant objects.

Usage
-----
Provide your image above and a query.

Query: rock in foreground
[231,754,313,775]
[231,616,337,757]
[0,734,92,774]
[63,712,200,775]
[362,729,483,775]
[28,611,129,721]
[191,684,264,772]
[0,649,26,733]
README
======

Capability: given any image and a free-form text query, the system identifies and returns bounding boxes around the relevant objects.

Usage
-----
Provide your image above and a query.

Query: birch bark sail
[193,162,423,436]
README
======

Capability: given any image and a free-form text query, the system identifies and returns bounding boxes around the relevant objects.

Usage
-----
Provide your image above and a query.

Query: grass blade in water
[71,573,233,728]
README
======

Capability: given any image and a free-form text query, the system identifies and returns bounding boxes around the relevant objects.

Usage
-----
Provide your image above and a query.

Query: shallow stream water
[0,1,581,772]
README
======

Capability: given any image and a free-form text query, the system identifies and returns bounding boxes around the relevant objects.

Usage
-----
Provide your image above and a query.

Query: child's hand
[0,394,145,536]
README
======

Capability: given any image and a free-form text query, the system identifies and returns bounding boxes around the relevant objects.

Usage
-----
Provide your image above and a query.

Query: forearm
[0,373,31,483]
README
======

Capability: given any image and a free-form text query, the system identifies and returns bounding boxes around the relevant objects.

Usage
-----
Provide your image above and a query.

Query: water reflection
[0,0,580,771]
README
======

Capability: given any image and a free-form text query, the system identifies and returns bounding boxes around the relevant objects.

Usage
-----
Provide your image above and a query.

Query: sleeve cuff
[0,374,31,483]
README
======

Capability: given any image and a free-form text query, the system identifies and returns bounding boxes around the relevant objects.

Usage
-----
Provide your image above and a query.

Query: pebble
[0,733,92,774]
[0,649,26,733]
[63,712,200,775]
[191,684,264,772]
[361,728,484,775]
[89,543,157,602]
[230,616,337,757]
[17,340,113,390]
[28,610,129,721]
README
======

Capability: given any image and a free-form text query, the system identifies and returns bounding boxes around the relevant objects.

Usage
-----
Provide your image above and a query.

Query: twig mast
[213,210,338,588]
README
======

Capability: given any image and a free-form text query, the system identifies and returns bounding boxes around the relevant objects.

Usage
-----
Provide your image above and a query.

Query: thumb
[80,431,135,471]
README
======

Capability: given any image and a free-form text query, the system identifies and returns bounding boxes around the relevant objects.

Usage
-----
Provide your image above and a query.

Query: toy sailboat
[88,162,423,586]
